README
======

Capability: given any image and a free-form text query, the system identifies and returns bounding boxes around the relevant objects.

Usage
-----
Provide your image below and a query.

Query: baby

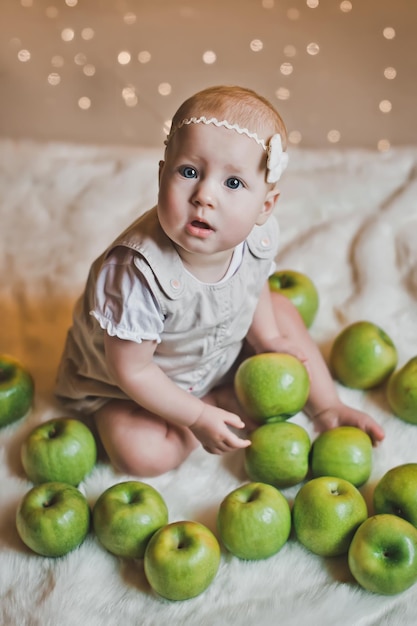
[55,85,384,477]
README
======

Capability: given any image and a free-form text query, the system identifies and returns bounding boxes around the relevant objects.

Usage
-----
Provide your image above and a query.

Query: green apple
[348,514,417,595]
[292,476,368,557]
[144,520,221,601]
[269,269,319,328]
[373,463,417,527]
[234,353,310,424]
[92,480,168,559]
[330,321,397,389]
[0,354,34,428]
[217,482,291,560]
[387,357,417,424]
[21,417,97,486]
[16,481,91,557]
[310,426,373,487]
[244,422,311,488]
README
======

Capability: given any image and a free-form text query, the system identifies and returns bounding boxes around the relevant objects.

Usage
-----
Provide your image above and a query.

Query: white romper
[55,207,279,414]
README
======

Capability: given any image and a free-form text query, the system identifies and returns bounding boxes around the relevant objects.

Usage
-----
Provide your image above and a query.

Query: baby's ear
[256,188,280,225]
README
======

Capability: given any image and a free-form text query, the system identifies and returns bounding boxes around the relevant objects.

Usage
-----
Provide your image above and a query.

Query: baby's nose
[192,179,216,208]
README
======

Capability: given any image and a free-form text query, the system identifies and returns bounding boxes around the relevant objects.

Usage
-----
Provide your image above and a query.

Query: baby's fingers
[203,435,250,455]
[225,413,246,430]
[233,436,252,449]
[224,429,251,450]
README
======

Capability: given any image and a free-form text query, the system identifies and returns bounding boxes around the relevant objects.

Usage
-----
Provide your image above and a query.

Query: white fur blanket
[1,138,417,625]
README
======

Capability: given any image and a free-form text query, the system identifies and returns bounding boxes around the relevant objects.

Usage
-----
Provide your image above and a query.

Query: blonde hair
[166,85,287,150]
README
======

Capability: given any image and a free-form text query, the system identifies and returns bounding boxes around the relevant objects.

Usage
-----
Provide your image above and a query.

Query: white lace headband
[164,116,289,184]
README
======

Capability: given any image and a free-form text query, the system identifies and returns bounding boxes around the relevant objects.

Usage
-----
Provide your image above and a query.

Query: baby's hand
[313,403,385,447]
[262,336,309,373]
[189,404,251,455]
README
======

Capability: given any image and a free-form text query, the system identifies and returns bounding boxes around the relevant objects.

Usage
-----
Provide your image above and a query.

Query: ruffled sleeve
[90,246,164,343]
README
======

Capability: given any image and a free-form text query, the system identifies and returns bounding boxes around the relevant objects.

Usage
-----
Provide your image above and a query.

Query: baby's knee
[99,423,194,477]
[110,449,169,478]
[94,402,197,477]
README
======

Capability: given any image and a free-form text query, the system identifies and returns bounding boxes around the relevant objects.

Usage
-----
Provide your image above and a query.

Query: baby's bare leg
[94,399,199,477]
[270,291,384,444]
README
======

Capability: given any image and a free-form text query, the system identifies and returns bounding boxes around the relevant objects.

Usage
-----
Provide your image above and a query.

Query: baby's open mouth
[191,220,211,229]
[186,219,214,238]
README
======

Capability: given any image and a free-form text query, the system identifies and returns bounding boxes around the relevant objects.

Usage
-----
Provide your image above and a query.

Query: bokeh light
[383,27,396,39]
[202,50,217,64]
[275,87,291,100]
[74,53,87,66]
[78,96,91,110]
[377,139,391,152]
[379,99,392,113]
[306,42,320,56]
[118,51,131,65]
[158,83,172,96]
[122,86,138,107]
[51,55,64,68]
[138,51,151,64]
[123,12,137,25]
[384,67,397,79]
[284,45,297,58]
[17,49,31,62]
[81,28,95,40]
[250,39,263,52]
[83,64,96,76]
[47,72,61,86]
[288,130,302,144]
[45,6,58,18]
[280,62,293,76]
[61,28,75,42]
[287,8,300,20]
[340,1,353,12]
[327,130,341,143]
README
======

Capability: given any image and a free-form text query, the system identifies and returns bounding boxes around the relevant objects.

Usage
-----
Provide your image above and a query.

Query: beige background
[0,0,415,149]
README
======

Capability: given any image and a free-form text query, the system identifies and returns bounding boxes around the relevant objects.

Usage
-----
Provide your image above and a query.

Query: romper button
[170,279,181,290]
[261,237,270,247]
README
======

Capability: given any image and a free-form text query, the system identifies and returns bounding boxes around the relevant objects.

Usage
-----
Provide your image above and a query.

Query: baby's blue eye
[180,166,197,178]
[226,177,242,190]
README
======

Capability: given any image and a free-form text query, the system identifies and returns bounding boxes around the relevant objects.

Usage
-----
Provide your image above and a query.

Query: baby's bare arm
[104,334,202,426]
[103,334,250,452]
[246,282,308,363]
[247,284,385,446]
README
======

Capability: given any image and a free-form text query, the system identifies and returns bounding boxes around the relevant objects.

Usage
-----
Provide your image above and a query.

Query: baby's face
[157,123,278,266]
